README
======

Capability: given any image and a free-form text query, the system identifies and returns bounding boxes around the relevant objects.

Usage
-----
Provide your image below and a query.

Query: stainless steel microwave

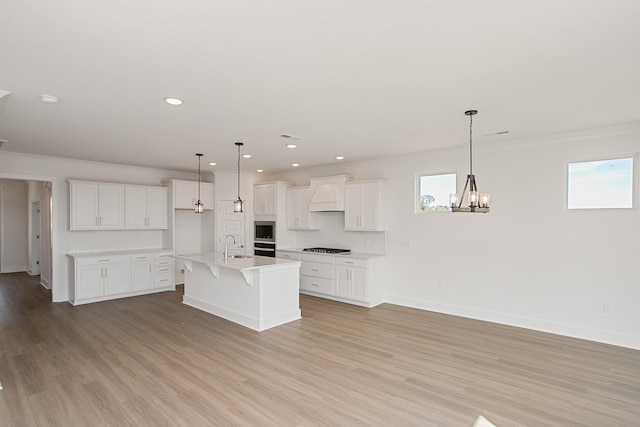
[254,221,275,242]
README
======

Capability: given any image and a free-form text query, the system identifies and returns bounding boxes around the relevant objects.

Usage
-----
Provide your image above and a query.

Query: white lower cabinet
[75,255,130,301]
[300,257,335,294]
[70,250,175,305]
[278,250,386,308]
[335,258,368,302]
[153,252,175,289]
[130,254,153,292]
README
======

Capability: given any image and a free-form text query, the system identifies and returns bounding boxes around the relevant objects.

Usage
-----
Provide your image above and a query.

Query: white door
[217,200,245,255]
[31,201,41,275]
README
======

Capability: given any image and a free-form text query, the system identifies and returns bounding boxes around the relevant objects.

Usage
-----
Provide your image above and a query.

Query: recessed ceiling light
[286,144,297,149]
[335,156,345,160]
[208,162,217,166]
[257,169,264,173]
[164,97,183,106]
[242,154,251,158]
[291,163,300,167]
[40,94,59,103]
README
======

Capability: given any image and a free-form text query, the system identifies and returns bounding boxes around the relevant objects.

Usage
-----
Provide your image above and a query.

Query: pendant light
[233,142,244,213]
[450,110,490,213]
[195,153,204,213]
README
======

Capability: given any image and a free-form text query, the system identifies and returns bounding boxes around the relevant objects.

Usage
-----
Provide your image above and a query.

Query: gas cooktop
[302,247,351,254]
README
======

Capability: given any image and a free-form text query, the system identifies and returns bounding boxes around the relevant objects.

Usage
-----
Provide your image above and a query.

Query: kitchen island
[173,253,302,331]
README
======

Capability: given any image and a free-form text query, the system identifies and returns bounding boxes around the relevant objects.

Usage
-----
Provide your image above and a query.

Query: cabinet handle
[96,217,100,226]
[98,259,110,262]
[345,261,354,264]
[311,283,319,287]
[160,279,168,282]
[311,268,319,272]
[149,265,152,272]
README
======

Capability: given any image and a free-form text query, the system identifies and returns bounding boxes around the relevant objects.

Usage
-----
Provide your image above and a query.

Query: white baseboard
[40,277,50,289]
[385,294,640,351]
[1,265,26,273]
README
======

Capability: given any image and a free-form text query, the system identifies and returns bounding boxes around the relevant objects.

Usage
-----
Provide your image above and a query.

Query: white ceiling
[1,1,639,173]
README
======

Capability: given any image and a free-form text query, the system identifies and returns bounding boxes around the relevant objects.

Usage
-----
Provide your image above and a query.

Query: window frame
[565,153,638,211]
[415,171,457,213]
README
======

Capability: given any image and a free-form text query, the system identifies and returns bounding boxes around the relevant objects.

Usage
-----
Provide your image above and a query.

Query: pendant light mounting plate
[465,110,478,116]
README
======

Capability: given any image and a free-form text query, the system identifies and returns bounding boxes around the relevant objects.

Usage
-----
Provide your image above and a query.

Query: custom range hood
[308,175,353,212]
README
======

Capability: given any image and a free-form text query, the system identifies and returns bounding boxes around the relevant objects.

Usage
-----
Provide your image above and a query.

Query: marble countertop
[276,248,386,260]
[173,252,301,272]
[67,248,172,258]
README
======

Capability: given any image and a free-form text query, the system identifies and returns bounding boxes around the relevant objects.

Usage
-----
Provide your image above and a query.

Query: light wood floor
[0,273,638,426]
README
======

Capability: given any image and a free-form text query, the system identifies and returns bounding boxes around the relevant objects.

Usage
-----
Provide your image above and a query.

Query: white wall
[273,124,640,350]
[0,152,196,302]
[0,179,28,272]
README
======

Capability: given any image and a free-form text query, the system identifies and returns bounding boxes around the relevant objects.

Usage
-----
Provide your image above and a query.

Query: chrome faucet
[224,234,236,259]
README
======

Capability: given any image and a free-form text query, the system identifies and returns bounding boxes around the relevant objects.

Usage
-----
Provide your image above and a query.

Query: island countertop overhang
[173,252,301,273]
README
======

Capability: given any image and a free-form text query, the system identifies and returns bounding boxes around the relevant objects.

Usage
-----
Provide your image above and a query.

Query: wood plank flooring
[0,272,639,426]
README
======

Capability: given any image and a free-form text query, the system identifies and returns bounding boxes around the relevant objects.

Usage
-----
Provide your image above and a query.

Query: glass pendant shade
[233,197,244,213]
[195,200,204,213]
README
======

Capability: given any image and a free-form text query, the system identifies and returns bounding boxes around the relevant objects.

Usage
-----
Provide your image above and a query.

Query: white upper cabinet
[125,185,168,229]
[254,183,277,216]
[69,181,125,230]
[286,187,319,230]
[174,180,214,210]
[344,180,387,231]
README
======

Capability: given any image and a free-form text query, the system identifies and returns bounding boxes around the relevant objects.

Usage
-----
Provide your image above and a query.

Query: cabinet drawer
[154,254,174,267]
[300,275,334,294]
[130,254,153,262]
[76,255,129,266]
[154,273,173,288]
[300,253,335,264]
[154,265,174,275]
[301,261,334,279]
[335,257,368,268]
[277,251,300,260]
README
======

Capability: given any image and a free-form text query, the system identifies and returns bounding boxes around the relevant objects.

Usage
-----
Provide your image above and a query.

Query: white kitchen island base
[177,254,301,331]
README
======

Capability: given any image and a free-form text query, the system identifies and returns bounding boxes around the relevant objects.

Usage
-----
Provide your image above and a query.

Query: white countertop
[67,248,172,258]
[276,248,386,260]
[173,252,301,272]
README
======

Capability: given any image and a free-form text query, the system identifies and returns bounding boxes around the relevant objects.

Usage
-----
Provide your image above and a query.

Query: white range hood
[308,175,353,212]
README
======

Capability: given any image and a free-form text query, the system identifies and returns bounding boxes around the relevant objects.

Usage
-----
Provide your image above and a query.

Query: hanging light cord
[198,154,201,200]
[237,144,241,199]
[469,112,473,177]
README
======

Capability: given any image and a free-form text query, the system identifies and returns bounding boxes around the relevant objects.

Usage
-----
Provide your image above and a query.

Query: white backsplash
[67,230,164,253]
[293,212,386,254]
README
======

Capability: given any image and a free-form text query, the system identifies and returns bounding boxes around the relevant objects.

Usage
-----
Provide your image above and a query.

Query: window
[418,173,456,212]
[567,156,635,209]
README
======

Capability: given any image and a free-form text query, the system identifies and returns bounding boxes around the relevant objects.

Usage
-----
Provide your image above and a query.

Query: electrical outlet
[603,304,612,314]
[437,283,444,292]
[400,240,410,248]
